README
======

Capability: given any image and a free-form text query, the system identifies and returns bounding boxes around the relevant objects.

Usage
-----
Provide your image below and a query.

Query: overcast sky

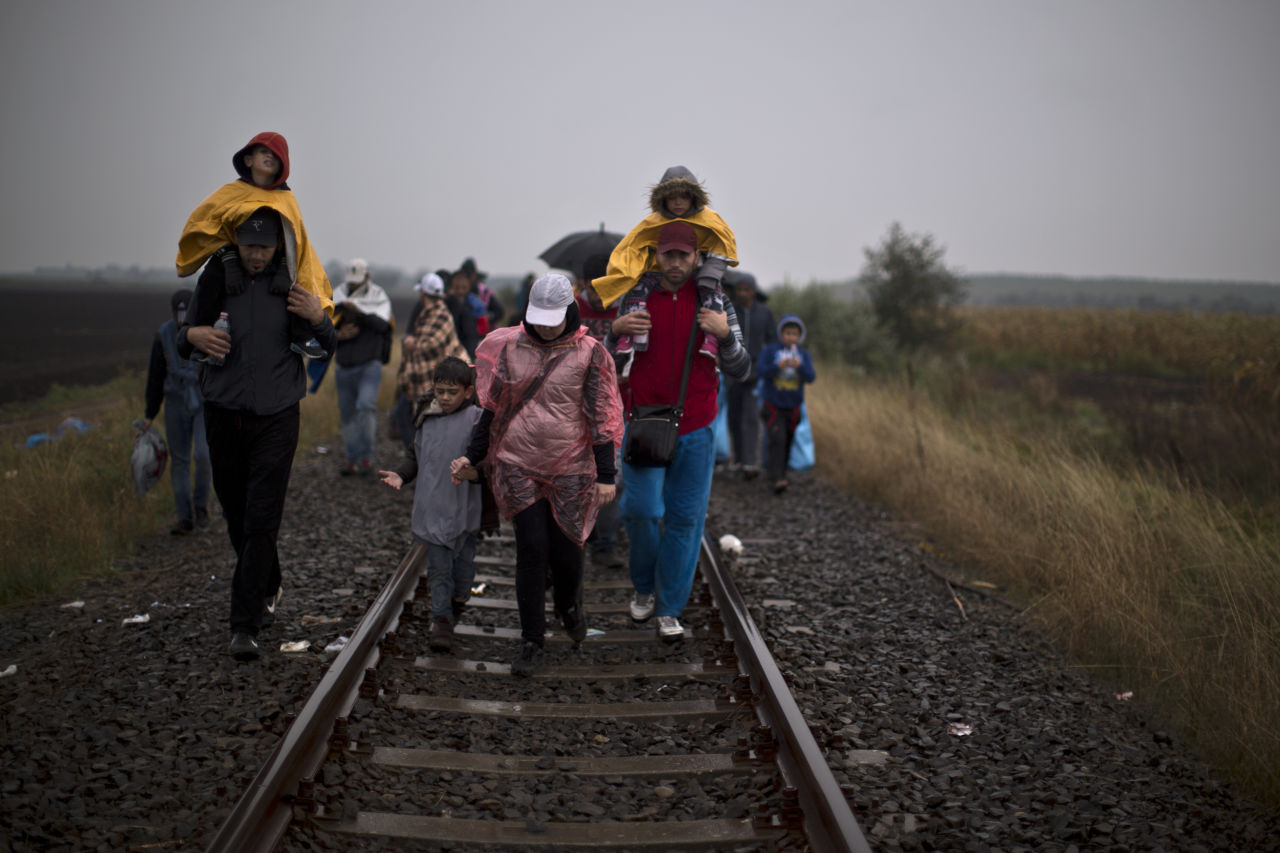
[2,0,1277,287]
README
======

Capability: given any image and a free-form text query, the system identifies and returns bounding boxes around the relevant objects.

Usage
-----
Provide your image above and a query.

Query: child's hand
[379,471,402,489]
[453,464,478,484]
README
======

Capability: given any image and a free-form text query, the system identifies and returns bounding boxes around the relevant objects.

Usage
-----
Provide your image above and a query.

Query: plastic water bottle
[778,344,798,382]
[208,312,230,366]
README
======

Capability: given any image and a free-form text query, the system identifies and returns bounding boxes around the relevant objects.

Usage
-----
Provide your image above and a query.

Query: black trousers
[513,500,583,645]
[204,402,299,635]
[762,402,800,483]
[726,381,761,467]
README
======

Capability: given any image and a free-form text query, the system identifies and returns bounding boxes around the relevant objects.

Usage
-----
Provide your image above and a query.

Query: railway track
[206,526,871,852]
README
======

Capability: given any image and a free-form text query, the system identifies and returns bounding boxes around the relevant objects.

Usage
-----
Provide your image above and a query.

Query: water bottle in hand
[208,312,230,366]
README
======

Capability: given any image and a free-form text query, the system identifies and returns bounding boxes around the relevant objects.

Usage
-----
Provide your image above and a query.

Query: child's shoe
[428,617,454,653]
[291,337,328,359]
[697,333,719,361]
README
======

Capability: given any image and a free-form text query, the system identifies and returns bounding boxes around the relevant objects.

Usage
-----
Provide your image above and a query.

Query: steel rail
[699,535,873,853]
[204,544,428,853]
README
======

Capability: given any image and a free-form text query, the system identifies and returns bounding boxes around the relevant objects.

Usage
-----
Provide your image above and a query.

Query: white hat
[344,258,369,285]
[525,273,574,325]
[415,272,445,297]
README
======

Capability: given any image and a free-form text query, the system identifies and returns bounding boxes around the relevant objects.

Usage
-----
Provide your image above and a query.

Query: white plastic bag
[130,419,168,497]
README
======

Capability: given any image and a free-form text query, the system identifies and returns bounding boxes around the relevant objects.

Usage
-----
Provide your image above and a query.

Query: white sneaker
[629,592,655,622]
[266,586,283,615]
[657,615,684,643]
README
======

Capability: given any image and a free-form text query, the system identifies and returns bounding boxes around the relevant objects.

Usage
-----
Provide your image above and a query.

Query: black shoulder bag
[623,306,702,467]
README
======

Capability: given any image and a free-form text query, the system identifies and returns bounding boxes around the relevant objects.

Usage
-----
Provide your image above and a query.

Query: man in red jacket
[605,222,753,642]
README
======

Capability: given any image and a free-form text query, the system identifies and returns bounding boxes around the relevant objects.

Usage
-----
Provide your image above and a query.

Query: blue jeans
[164,397,211,523]
[335,360,382,464]
[426,535,477,622]
[621,424,716,619]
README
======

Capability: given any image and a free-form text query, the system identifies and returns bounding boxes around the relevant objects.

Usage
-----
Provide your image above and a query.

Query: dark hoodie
[648,165,709,218]
[233,132,291,190]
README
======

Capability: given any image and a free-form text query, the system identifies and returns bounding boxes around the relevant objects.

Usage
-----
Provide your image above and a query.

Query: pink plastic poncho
[474,324,624,545]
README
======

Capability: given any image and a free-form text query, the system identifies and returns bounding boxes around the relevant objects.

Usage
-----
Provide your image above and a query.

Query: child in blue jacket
[756,314,816,494]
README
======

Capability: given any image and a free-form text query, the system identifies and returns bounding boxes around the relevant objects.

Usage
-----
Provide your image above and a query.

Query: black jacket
[177,247,336,415]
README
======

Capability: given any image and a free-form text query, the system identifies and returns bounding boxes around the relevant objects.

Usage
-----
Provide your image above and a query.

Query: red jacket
[624,278,718,435]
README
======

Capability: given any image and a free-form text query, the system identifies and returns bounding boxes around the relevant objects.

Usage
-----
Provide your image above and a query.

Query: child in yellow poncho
[175,132,333,358]
[590,166,737,370]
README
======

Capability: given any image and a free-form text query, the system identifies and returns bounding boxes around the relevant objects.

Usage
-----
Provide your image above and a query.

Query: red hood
[233,131,290,189]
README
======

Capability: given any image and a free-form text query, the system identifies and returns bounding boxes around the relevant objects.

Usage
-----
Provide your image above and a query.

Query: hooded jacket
[175,132,333,315]
[756,314,816,410]
[472,311,624,545]
[591,166,738,308]
[391,392,485,549]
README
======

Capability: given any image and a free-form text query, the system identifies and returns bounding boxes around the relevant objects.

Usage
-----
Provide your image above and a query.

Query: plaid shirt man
[397,298,468,402]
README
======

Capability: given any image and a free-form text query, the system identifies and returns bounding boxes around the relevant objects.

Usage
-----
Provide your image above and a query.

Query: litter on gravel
[280,641,311,653]
[121,614,150,625]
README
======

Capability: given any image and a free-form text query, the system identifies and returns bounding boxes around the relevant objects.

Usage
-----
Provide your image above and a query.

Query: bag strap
[672,300,702,417]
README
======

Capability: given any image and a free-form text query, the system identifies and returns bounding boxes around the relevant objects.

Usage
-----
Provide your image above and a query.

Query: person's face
[666,193,693,217]
[780,326,802,346]
[243,145,279,183]
[657,248,698,288]
[449,274,470,296]
[734,282,755,306]
[531,318,567,339]
[433,380,470,414]
[584,286,604,311]
[236,241,275,274]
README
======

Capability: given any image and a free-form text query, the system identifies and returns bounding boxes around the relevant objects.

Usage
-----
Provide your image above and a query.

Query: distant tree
[859,222,966,354]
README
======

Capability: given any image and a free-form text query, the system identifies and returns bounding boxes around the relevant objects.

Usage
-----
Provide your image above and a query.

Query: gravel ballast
[1,434,1277,852]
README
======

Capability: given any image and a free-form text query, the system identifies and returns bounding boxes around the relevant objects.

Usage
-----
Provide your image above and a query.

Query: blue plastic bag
[788,404,814,472]
[713,383,730,462]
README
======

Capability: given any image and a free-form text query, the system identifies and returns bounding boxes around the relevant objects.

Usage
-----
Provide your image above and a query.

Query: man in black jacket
[178,207,336,661]
[332,258,394,476]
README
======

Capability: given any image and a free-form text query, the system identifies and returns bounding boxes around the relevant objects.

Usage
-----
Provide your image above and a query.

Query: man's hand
[186,325,230,360]
[612,309,651,338]
[595,482,616,505]
[379,470,403,489]
[287,284,326,326]
[697,307,730,341]
[449,456,474,485]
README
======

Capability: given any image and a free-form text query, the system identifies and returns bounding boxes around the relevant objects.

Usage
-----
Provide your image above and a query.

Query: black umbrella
[539,224,622,278]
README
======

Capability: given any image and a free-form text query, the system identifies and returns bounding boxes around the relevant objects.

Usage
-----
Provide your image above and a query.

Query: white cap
[415,272,445,297]
[525,273,574,325]
[344,258,369,285]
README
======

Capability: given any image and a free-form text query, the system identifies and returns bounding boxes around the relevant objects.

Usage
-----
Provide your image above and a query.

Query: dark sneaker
[592,547,625,569]
[510,641,543,677]
[340,461,358,477]
[742,466,761,481]
[359,459,374,477]
[428,617,454,653]
[773,480,789,495]
[559,605,587,647]
[195,507,211,527]
[290,338,328,359]
[657,615,684,644]
[451,598,467,622]
[170,519,194,536]
[229,632,260,661]
[266,586,283,615]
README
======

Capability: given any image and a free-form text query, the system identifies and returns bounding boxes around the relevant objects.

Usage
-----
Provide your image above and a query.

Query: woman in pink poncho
[451,273,623,676]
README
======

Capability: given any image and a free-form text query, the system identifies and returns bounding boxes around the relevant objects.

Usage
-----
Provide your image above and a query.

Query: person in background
[143,288,211,535]
[380,357,484,654]
[452,273,624,676]
[395,273,469,451]
[575,252,625,569]
[446,268,482,358]
[332,258,394,476]
[177,208,337,661]
[756,314,817,495]
[726,271,775,479]
[605,222,752,642]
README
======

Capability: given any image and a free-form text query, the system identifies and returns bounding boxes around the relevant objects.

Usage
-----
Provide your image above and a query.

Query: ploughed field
[0,281,421,406]
[1,426,1278,850]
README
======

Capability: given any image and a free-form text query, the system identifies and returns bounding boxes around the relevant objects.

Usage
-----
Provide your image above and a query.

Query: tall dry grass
[810,365,1280,808]
[0,347,404,608]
